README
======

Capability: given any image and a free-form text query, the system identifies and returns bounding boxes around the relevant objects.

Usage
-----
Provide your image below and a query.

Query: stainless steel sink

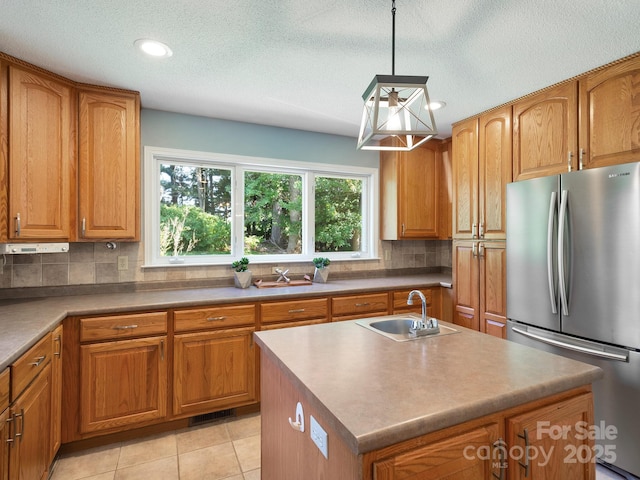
[356,314,458,342]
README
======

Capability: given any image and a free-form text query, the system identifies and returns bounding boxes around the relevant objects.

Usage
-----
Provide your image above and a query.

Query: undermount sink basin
[356,314,458,342]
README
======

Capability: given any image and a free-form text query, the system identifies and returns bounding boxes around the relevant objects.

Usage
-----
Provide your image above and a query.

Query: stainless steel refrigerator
[506,161,640,479]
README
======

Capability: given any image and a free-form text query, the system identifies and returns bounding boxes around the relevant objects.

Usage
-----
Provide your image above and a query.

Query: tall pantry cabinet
[452,106,511,337]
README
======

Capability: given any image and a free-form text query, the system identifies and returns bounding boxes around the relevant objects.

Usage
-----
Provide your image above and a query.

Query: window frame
[143,146,379,267]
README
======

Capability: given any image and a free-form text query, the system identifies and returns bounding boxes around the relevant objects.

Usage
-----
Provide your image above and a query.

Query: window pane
[160,164,232,256]
[244,171,303,255]
[315,177,362,252]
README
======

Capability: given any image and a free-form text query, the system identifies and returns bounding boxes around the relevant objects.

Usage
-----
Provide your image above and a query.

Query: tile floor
[49,412,261,480]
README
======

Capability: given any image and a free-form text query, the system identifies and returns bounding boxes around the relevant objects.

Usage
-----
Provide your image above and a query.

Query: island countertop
[254,318,603,455]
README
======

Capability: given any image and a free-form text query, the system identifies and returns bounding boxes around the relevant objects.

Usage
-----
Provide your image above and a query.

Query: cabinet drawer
[261,298,328,324]
[174,304,255,332]
[392,289,432,312]
[80,312,167,342]
[11,332,52,401]
[332,293,389,318]
[0,368,9,412]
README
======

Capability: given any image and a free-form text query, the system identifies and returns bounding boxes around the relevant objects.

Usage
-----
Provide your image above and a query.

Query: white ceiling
[1,1,639,140]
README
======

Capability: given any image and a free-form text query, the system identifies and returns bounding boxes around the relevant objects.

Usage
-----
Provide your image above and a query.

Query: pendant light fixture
[356,0,438,151]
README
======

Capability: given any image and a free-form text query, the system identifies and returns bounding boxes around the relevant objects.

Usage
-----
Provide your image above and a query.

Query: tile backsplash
[0,240,451,291]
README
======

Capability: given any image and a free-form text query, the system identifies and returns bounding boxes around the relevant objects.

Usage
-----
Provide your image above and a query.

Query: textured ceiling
[1,0,640,140]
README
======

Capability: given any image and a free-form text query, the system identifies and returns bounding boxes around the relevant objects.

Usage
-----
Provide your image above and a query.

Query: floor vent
[189,409,234,427]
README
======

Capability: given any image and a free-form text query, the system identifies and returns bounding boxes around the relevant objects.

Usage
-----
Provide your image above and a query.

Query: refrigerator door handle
[558,189,570,315]
[547,191,558,314]
[511,326,628,362]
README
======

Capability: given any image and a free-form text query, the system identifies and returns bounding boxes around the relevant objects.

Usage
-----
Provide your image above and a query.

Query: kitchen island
[255,317,603,479]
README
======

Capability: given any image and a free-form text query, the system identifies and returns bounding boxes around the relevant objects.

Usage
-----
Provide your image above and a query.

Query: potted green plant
[231,257,252,288]
[312,257,331,283]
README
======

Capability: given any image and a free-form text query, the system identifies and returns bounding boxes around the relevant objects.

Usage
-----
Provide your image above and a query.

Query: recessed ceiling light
[429,100,447,111]
[134,39,173,58]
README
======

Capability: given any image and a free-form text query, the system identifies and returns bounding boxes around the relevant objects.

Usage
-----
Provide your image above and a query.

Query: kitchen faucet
[407,290,439,334]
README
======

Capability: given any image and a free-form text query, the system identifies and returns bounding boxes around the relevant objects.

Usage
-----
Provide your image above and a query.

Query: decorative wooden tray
[254,278,313,288]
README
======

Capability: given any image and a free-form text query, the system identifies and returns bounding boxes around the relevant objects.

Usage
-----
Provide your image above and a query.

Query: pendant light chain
[391,0,396,76]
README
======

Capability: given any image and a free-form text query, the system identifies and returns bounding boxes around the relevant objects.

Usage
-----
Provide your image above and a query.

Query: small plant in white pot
[231,257,252,288]
[312,257,331,283]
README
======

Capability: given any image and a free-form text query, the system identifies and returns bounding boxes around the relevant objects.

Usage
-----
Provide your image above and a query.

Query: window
[144,147,378,266]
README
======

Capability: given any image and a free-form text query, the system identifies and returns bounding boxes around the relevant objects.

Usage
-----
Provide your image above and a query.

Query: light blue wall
[141,109,379,168]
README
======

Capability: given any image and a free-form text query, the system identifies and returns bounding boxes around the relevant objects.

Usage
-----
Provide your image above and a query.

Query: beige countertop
[0,273,450,371]
[254,318,603,455]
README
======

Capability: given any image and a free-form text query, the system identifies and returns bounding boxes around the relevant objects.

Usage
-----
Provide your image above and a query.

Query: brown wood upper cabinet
[78,88,140,240]
[513,82,578,181]
[579,54,640,169]
[0,52,140,242]
[2,64,76,241]
[452,106,512,240]
[513,53,640,181]
[380,140,451,240]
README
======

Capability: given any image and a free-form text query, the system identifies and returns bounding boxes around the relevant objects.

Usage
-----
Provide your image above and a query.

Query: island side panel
[260,350,362,480]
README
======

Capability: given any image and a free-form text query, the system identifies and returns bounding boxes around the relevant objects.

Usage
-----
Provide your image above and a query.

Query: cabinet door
[0,408,9,480]
[373,422,502,480]
[78,89,139,240]
[380,142,442,240]
[579,54,640,169]
[438,140,453,240]
[453,241,480,331]
[507,393,595,480]
[452,118,479,239]
[10,364,51,480]
[50,324,62,461]
[478,107,512,240]
[479,242,507,339]
[7,66,75,240]
[173,327,256,416]
[80,336,167,433]
[398,142,440,238]
[513,82,578,181]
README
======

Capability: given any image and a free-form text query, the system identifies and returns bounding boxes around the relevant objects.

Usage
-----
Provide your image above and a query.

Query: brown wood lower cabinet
[372,422,502,480]
[80,336,167,433]
[453,240,507,337]
[173,327,256,417]
[0,368,9,480]
[50,324,62,462]
[9,363,51,480]
[506,393,594,479]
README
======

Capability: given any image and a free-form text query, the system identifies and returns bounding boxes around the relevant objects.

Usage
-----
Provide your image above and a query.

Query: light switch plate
[310,415,328,459]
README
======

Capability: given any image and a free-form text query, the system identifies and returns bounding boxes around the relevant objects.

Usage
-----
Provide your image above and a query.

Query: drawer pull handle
[29,355,46,367]
[6,416,14,446]
[206,316,226,322]
[355,302,370,307]
[15,213,21,237]
[14,409,24,442]
[517,428,530,477]
[112,324,138,330]
[54,335,62,357]
[288,309,306,313]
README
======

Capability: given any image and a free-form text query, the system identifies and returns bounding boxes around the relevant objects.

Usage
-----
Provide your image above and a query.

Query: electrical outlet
[310,415,328,459]
[384,250,391,261]
[117,256,128,271]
